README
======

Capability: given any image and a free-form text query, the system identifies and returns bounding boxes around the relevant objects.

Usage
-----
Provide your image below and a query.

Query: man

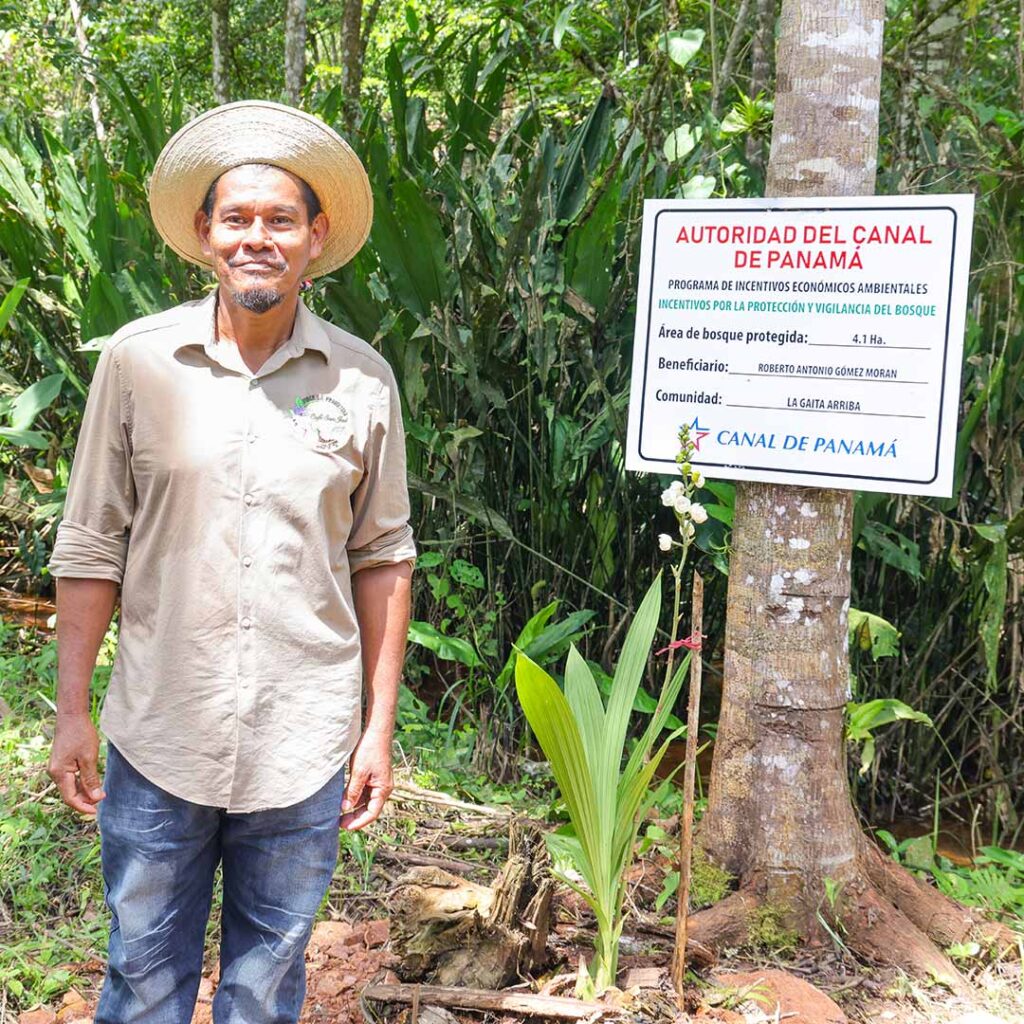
[46,101,415,1023]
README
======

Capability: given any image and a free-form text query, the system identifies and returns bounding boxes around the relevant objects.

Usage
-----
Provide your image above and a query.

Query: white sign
[626,195,975,496]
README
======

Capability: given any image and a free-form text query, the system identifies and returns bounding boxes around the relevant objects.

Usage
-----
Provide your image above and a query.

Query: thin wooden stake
[671,572,704,998]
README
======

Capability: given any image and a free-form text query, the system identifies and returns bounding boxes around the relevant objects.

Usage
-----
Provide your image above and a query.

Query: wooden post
[671,571,703,995]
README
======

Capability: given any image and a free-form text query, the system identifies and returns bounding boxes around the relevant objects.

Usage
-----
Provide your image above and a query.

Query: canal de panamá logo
[290,394,349,453]
[689,417,711,451]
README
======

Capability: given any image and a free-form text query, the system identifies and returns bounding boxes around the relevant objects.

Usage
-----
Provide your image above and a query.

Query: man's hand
[48,712,106,816]
[340,729,393,831]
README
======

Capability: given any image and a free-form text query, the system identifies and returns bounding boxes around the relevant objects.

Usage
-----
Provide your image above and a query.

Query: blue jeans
[95,743,346,1024]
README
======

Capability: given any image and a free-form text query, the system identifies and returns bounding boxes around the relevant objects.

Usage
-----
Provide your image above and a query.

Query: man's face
[195,165,329,313]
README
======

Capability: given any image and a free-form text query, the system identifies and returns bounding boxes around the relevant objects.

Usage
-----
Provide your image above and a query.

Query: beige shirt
[48,290,416,812]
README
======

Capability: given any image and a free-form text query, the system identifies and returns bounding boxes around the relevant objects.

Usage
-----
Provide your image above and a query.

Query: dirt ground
[15,786,1024,1024]
[19,913,1023,1024]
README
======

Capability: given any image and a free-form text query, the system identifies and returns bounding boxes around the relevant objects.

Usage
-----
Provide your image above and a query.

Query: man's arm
[340,561,412,831]
[47,578,118,815]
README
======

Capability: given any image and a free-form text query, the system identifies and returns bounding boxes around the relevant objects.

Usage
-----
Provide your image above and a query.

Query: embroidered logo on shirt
[290,394,349,452]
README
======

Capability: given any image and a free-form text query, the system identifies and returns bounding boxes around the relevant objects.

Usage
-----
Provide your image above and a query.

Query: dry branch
[391,782,512,819]
[378,847,480,876]
[362,983,619,1020]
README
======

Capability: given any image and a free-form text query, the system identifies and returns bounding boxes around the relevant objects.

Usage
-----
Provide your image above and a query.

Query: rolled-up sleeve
[48,340,135,583]
[347,368,416,574]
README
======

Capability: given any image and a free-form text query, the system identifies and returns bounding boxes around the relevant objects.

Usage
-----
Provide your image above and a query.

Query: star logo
[690,416,710,452]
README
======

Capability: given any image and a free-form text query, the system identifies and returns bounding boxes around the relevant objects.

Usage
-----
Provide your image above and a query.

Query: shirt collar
[174,288,332,369]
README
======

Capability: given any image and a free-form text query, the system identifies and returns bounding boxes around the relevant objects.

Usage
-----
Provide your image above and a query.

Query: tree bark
[341,0,364,128]
[694,0,1015,984]
[68,0,106,142]
[211,0,231,106]
[744,0,774,174]
[713,0,752,118]
[284,0,308,106]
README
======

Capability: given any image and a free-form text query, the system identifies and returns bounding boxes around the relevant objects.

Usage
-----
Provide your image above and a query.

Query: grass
[0,619,109,1005]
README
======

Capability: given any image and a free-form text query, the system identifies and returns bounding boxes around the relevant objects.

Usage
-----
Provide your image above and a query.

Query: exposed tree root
[859,837,1018,954]
[684,841,1016,992]
[687,890,757,950]
[840,878,966,993]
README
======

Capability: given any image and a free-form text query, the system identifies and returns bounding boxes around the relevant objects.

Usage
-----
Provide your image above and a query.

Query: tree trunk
[713,0,752,118]
[68,0,106,142]
[693,0,1014,984]
[284,0,308,105]
[340,0,364,128]
[744,0,774,175]
[211,0,231,106]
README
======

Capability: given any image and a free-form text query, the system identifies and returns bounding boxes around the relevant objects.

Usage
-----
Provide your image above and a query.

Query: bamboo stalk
[670,572,704,997]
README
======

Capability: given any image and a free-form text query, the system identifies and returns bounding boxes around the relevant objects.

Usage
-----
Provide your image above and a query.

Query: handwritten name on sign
[625,195,975,496]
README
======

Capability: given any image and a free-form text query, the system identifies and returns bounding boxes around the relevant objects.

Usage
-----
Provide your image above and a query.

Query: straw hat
[149,100,372,278]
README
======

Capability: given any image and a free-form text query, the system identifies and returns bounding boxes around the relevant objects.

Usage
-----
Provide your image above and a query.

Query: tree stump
[388,822,554,989]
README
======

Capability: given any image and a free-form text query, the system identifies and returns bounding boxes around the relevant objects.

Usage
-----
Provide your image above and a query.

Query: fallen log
[361,983,619,1020]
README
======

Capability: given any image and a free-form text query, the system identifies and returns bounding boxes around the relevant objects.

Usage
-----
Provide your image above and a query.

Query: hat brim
[149,101,372,278]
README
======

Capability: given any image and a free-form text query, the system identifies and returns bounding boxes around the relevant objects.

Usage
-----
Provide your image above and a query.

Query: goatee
[232,287,284,314]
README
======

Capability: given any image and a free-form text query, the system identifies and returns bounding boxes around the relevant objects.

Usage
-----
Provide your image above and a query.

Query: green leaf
[0,142,48,233]
[682,174,716,199]
[516,653,607,904]
[657,29,706,69]
[0,427,50,449]
[847,607,901,660]
[603,576,663,788]
[0,279,28,334]
[847,699,931,776]
[703,502,733,526]
[555,94,614,223]
[858,521,922,580]
[495,601,561,690]
[656,870,679,910]
[902,834,936,871]
[846,698,932,773]
[10,374,63,431]
[407,621,482,668]
[525,610,595,662]
[564,645,607,787]
[449,558,486,589]
[553,4,577,48]
[975,523,1007,689]
[952,351,1002,499]
[664,125,699,163]
[719,108,749,135]
[408,473,514,540]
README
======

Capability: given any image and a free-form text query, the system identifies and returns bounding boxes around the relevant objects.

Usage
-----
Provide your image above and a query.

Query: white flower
[661,481,685,507]
[682,520,695,539]
[691,470,705,488]
[658,533,673,552]
[673,493,692,515]
[690,502,708,524]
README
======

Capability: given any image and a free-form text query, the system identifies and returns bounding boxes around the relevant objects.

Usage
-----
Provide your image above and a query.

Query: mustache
[228,257,287,270]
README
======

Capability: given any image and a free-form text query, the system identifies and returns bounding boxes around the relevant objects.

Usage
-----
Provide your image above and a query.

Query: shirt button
[241,617,252,630]
[244,493,254,506]
[248,379,260,389]
[247,434,257,444]
[242,555,253,568]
